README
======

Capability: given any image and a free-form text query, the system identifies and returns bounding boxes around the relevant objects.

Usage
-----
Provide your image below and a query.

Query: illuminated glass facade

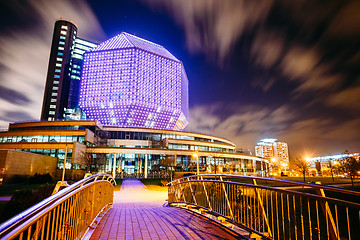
[79,33,189,130]
[65,38,97,120]
[0,120,269,178]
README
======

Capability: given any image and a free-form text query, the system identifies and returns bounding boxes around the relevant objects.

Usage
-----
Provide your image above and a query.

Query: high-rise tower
[255,138,289,166]
[41,20,97,121]
[41,19,78,120]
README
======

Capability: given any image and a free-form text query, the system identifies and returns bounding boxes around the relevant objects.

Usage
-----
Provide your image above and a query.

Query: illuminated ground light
[79,32,189,129]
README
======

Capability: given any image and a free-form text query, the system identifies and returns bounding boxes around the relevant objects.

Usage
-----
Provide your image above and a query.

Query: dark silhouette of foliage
[337,150,360,187]
[0,183,55,223]
[28,173,53,184]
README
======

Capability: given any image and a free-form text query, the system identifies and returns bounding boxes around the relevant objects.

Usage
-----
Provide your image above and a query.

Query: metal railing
[168,174,360,240]
[0,173,116,240]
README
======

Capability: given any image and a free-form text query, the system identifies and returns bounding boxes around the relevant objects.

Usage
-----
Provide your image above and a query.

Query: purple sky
[0,0,359,159]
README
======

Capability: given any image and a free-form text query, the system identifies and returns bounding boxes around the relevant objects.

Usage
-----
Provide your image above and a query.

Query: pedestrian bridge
[0,174,359,240]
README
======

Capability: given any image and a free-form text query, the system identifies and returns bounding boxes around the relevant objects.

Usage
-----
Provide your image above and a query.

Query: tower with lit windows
[79,32,189,130]
[41,19,97,121]
[255,138,289,163]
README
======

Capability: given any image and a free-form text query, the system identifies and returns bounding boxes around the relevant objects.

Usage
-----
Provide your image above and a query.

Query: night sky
[0,0,359,158]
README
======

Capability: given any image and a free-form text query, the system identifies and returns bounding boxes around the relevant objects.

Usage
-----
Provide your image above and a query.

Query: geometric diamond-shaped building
[79,32,189,129]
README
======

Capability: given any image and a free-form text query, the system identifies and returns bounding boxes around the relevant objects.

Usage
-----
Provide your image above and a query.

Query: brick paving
[90,179,242,240]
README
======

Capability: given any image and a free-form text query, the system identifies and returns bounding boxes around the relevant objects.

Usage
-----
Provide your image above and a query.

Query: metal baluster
[293,195,298,240]
[34,218,40,240]
[26,225,32,240]
[201,176,212,210]
[187,177,197,205]
[252,179,272,238]
[242,185,245,226]
[301,197,304,240]
[316,201,320,240]
[41,214,46,240]
[335,205,339,240]
[282,193,285,240]
[346,207,351,240]
[219,176,234,219]
[308,198,312,240]
[287,195,291,240]
[276,192,280,240]
[54,205,60,240]
[46,211,51,240]
[326,201,330,240]
[271,191,275,239]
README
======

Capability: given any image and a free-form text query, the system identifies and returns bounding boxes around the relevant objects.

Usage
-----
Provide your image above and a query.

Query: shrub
[6,175,28,184]
[0,183,55,223]
[29,173,53,184]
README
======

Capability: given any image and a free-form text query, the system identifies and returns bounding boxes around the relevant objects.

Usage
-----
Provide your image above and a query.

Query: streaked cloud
[142,0,273,65]
[0,0,105,129]
[327,85,360,110]
[186,103,360,157]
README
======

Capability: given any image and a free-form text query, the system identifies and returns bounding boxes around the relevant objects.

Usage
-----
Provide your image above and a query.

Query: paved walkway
[90,179,241,240]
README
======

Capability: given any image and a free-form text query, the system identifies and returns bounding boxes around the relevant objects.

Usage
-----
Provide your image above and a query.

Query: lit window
[61,25,68,30]
[60,30,67,35]
[57,52,63,56]
[50,105,56,109]
[56,57,62,62]
[56,63,62,67]
[51,99,57,102]
[60,36,66,40]
[49,111,55,115]
[53,81,59,84]
[53,86,58,90]
[52,93,57,96]
[55,69,61,73]
[58,46,64,50]
[59,41,65,45]
[54,75,60,78]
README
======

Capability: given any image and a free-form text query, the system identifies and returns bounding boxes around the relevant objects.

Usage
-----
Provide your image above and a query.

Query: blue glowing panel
[79,33,189,129]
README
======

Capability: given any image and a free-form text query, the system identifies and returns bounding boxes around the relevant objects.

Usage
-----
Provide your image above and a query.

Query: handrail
[172,174,360,196]
[172,179,360,209]
[0,173,116,239]
[168,174,360,240]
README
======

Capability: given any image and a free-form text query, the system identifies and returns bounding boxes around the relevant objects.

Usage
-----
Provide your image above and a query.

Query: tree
[294,156,311,182]
[337,150,360,187]
[327,159,336,181]
[79,150,107,173]
[161,155,175,181]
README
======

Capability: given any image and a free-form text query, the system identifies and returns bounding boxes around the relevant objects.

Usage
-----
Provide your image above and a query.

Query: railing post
[252,179,272,238]
[200,176,212,210]
[62,145,68,181]
[315,183,339,240]
[219,176,233,219]
[187,177,198,205]
[144,154,148,179]
[112,153,116,178]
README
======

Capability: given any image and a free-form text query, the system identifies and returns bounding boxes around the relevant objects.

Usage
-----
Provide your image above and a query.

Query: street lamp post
[61,145,68,181]
[193,151,199,177]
